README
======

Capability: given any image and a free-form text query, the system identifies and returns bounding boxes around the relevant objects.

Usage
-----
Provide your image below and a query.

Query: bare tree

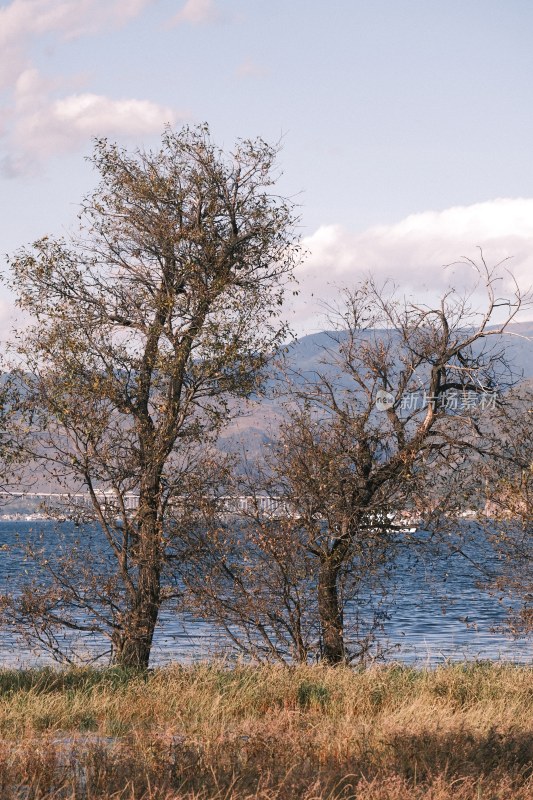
[1,124,299,669]
[178,504,319,664]
[181,264,530,664]
[179,427,398,665]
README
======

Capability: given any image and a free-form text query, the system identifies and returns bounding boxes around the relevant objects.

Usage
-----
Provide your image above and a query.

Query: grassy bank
[0,661,531,799]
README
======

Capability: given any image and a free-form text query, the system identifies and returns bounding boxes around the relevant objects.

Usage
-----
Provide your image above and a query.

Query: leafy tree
[3,125,299,669]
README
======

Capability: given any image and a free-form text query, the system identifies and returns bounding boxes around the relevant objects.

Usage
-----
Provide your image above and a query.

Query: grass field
[0,661,531,799]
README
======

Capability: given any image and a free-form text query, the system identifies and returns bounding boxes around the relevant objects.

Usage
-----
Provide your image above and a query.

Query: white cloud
[0,0,154,88]
[54,95,175,136]
[292,199,533,332]
[0,0,152,43]
[0,2,179,176]
[172,0,221,25]
[4,70,178,168]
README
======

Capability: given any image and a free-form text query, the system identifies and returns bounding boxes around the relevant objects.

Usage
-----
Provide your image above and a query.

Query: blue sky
[1,0,533,334]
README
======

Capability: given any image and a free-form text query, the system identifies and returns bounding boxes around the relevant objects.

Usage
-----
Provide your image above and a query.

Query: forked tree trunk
[317,559,345,664]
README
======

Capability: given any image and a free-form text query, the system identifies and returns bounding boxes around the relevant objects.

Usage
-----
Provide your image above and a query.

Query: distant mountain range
[287,321,533,380]
[220,321,533,458]
[4,323,533,494]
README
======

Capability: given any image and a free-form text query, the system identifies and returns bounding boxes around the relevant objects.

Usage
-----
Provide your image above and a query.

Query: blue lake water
[0,520,531,667]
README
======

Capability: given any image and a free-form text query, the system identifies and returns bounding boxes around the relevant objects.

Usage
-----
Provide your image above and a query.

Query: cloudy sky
[1,0,533,335]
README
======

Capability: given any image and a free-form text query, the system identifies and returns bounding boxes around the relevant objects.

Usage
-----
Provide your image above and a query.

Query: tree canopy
[4,124,299,668]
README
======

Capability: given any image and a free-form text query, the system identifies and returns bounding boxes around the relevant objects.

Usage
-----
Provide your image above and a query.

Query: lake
[0,520,531,667]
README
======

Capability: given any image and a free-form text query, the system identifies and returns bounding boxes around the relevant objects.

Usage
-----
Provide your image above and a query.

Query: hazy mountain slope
[4,324,532,492]
[222,322,533,456]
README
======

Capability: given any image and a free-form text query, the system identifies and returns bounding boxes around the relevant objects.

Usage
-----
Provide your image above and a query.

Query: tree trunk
[113,482,162,670]
[317,559,345,664]
[113,568,160,669]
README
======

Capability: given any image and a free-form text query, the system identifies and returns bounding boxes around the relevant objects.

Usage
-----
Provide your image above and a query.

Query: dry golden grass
[0,661,531,798]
